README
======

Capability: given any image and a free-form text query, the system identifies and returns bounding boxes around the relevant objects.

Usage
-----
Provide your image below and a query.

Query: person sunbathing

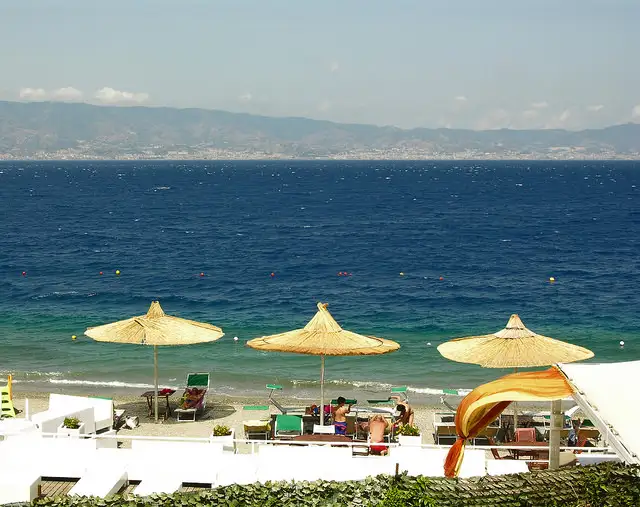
[369,414,389,455]
[180,387,205,409]
[332,396,351,435]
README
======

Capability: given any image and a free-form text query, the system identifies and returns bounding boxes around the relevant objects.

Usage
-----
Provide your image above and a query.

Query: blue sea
[0,160,638,402]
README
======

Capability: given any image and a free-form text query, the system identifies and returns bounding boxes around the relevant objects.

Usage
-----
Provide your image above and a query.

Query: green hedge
[27,463,640,507]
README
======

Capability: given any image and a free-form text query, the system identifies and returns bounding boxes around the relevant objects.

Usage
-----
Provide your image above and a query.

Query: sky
[1,0,639,130]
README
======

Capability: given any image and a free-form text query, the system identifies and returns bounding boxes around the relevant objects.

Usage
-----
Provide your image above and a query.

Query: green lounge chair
[367,386,409,405]
[274,414,303,438]
[175,372,210,422]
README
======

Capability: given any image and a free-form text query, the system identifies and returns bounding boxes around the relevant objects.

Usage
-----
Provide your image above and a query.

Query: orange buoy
[200,272,205,277]
[439,276,444,281]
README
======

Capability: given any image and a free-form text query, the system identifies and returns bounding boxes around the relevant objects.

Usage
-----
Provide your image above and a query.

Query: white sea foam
[49,379,160,389]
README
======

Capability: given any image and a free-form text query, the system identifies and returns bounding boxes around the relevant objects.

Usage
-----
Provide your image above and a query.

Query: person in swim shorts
[369,414,389,455]
[332,396,351,435]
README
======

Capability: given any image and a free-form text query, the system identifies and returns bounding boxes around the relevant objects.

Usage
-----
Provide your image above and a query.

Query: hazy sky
[2,0,639,130]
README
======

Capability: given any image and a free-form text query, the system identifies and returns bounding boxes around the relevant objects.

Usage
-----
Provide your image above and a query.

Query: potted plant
[210,424,235,452]
[396,424,422,446]
[58,416,85,438]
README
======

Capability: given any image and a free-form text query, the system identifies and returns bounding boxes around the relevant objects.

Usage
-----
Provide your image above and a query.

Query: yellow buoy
[115,270,121,276]
[549,277,555,282]
[71,335,77,340]
[399,272,404,276]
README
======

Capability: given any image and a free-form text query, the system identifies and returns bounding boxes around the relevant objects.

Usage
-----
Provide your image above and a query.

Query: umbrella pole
[154,345,159,423]
[320,355,325,426]
[549,399,562,469]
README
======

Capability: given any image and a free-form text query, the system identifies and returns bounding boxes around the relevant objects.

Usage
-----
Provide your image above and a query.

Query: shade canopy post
[154,345,159,423]
[320,355,326,426]
[549,399,562,469]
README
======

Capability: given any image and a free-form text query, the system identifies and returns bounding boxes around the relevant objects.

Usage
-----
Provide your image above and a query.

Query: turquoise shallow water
[0,160,638,401]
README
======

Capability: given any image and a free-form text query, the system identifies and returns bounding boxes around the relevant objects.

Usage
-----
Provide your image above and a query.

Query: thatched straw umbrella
[247,302,400,425]
[437,314,593,468]
[85,301,224,422]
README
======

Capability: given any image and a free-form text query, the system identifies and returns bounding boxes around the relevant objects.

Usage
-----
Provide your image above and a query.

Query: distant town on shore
[1,101,639,161]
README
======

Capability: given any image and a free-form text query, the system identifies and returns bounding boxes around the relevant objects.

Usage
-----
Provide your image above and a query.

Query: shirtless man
[369,414,389,455]
[332,396,351,435]
[394,400,415,427]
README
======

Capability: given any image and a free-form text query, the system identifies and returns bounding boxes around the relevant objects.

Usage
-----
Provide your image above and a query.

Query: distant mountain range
[1,100,639,160]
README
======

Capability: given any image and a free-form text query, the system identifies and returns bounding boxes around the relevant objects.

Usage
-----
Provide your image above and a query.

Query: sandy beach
[8,387,560,448]
[9,388,445,445]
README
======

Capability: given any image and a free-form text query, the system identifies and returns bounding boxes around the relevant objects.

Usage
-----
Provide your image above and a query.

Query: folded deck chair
[274,414,303,438]
[1,377,16,418]
[243,405,271,440]
[175,372,209,422]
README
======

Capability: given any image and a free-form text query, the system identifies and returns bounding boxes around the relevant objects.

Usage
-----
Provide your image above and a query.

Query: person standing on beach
[393,398,415,427]
[332,396,351,435]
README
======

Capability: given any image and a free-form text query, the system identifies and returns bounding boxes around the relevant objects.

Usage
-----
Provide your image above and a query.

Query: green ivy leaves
[28,463,640,507]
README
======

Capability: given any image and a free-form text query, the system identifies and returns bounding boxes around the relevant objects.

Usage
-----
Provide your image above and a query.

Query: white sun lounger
[487,460,529,476]
[134,473,183,496]
[69,462,128,497]
[0,469,41,504]
[2,434,97,478]
[130,440,222,485]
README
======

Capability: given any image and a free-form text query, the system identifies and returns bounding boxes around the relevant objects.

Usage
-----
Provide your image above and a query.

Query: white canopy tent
[558,360,640,465]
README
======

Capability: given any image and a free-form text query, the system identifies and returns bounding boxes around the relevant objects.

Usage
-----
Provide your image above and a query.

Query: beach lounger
[243,405,271,440]
[487,460,529,476]
[134,474,183,496]
[175,372,210,422]
[31,405,95,435]
[274,414,303,439]
[366,386,409,405]
[69,461,128,497]
[129,440,222,485]
[0,469,41,504]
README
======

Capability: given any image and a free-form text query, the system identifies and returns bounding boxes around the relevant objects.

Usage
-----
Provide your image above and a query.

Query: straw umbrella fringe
[85,301,224,422]
[247,302,400,425]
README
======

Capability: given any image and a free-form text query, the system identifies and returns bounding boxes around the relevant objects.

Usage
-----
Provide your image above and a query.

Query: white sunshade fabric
[558,360,640,465]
